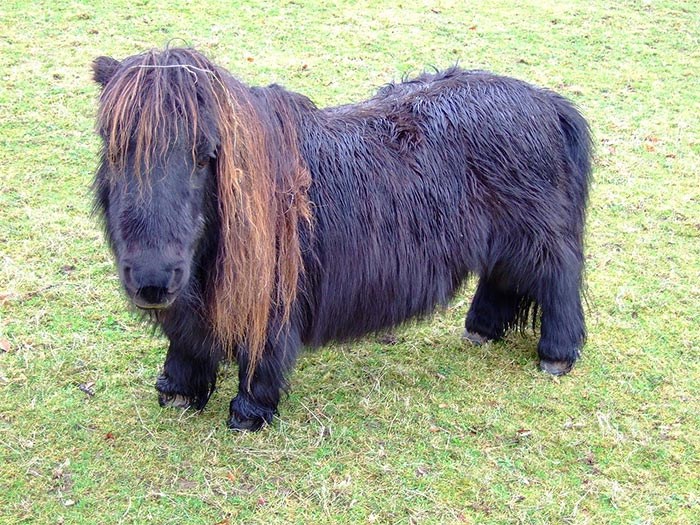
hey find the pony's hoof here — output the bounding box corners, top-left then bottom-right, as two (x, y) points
(377, 331), (398, 345)
(156, 374), (199, 409)
(539, 359), (573, 376)
(228, 395), (274, 432)
(462, 330), (491, 345)
(227, 413), (267, 432)
(158, 392), (193, 409)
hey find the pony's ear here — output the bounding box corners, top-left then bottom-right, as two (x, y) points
(92, 56), (121, 88)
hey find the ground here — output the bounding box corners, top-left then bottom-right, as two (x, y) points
(1, 1), (699, 523)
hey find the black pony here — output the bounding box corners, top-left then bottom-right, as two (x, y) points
(92, 47), (592, 431)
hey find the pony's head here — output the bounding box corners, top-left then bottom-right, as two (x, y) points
(93, 49), (227, 309)
(92, 47), (311, 375)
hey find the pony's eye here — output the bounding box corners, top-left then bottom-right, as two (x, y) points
(196, 157), (209, 169)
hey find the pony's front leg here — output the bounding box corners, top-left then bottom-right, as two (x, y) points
(156, 309), (221, 410)
(228, 326), (301, 431)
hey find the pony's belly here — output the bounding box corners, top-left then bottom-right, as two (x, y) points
(304, 256), (465, 346)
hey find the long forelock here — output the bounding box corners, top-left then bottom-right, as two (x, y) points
(96, 48), (230, 179)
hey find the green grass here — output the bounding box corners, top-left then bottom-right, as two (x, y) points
(1, 0), (699, 523)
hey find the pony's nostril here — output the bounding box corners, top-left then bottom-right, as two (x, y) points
(123, 265), (134, 286)
(168, 266), (187, 291)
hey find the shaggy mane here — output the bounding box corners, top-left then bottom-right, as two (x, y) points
(95, 48), (312, 383)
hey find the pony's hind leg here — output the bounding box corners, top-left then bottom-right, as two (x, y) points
(464, 275), (523, 344)
(228, 325), (301, 432)
(157, 311), (221, 410)
(534, 254), (585, 376)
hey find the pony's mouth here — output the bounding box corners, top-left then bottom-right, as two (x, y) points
(131, 289), (178, 310)
(133, 300), (174, 310)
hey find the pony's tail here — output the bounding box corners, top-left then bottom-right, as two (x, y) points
(552, 94), (594, 208)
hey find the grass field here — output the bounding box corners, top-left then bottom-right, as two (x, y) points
(1, 1), (699, 523)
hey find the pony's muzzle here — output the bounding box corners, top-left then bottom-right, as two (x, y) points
(121, 258), (188, 309)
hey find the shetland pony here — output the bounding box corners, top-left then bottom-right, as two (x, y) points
(92, 47), (592, 430)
